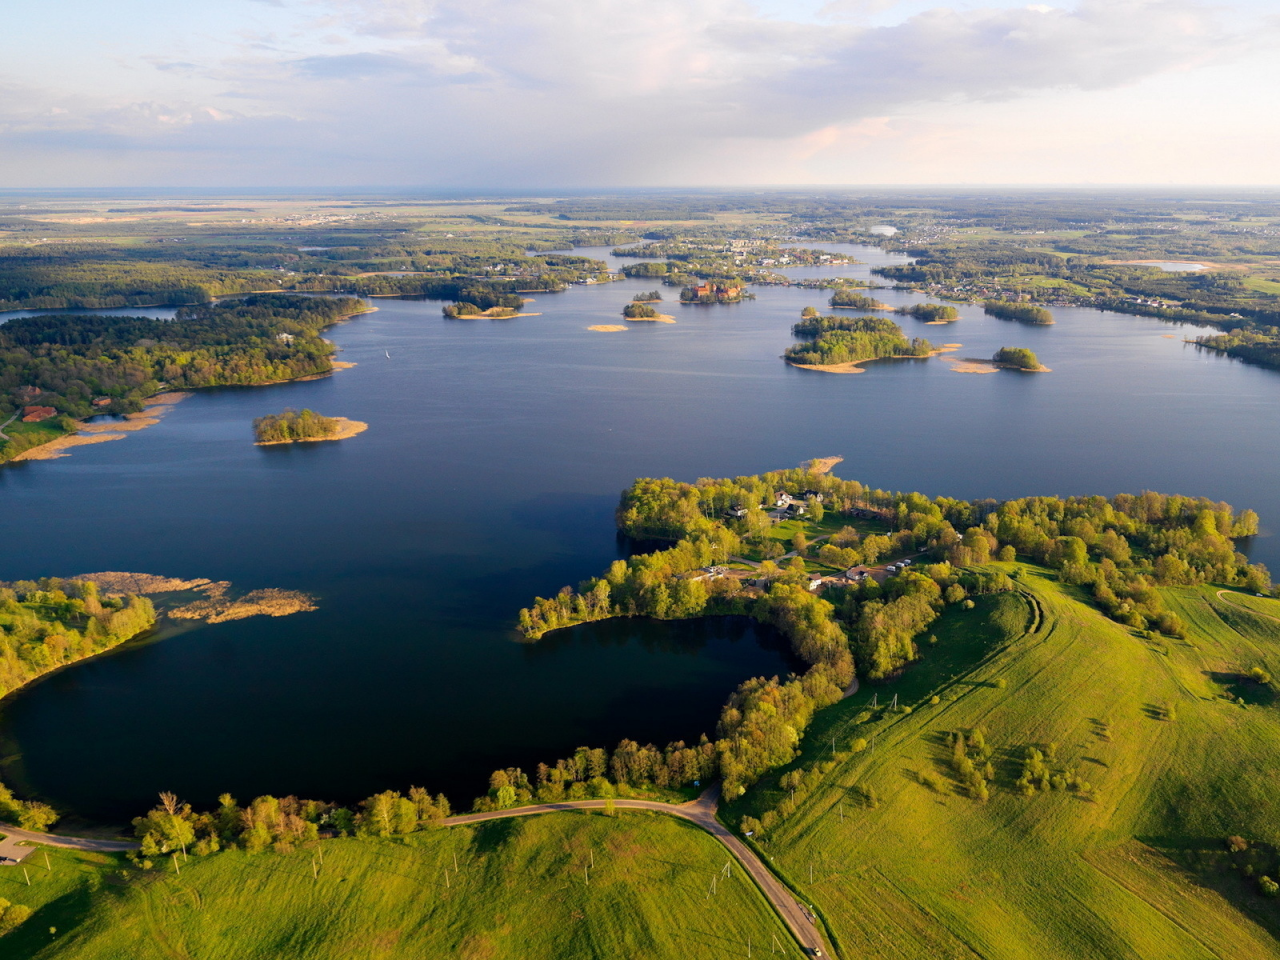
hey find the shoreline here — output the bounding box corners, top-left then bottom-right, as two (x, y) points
(2, 302), (372, 465)
(255, 417), (367, 446)
(787, 343), (961, 374)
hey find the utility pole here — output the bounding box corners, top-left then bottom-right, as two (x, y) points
(23, 867), (30, 886)
(312, 858), (318, 881)
(44, 850), (51, 872)
(172, 854), (180, 875)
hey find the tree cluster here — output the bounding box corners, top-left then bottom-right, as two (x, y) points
(253, 408), (342, 443)
(983, 300), (1054, 324)
(0, 578), (156, 703)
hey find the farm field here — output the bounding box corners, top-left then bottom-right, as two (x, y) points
(742, 570), (1280, 960)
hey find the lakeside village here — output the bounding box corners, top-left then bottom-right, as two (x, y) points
(692, 489), (910, 591)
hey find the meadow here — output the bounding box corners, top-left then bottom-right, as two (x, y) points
(745, 569), (1280, 959)
(3, 811), (792, 960)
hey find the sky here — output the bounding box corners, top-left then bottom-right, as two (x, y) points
(3, 0), (1279, 188)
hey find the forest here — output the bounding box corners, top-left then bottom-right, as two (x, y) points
(0, 294), (364, 446)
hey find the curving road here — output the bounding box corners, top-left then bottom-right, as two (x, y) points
(445, 789), (827, 956)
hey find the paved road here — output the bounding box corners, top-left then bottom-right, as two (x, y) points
(0, 411), (18, 442)
(446, 790), (826, 956)
(0, 822), (138, 863)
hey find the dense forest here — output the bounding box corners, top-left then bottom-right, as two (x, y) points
(785, 313), (932, 367)
(983, 300), (1054, 324)
(0, 294), (365, 459)
(514, 466), (1271, 804)
(253, 408), (342, 444)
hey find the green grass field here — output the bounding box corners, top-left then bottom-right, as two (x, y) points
(740, 570), (1280, 959)
(3, 812), (793, 959)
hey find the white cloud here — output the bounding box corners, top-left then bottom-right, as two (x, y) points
(0, 0), (1272, 185)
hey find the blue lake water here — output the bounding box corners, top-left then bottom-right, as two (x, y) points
(1, 243), (1277, 822)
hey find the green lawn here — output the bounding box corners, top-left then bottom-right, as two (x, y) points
(730, 569), (1280, 960)
(5, 812), (795, 960)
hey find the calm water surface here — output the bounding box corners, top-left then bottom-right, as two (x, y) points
(1, 243), (1277, 821)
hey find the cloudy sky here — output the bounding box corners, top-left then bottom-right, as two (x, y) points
(4, 0), (1278, 187)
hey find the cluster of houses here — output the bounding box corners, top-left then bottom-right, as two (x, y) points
(20, 405), (56, 423)
(724, 490), (826, 523)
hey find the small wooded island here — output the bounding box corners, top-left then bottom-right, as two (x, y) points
(992, 346), (1050, 371)
(253, 408), (368, 445)
(786, 312), (935, 372)
(622, 302), (675, 321)
(984, 300), (1055, 324)
(829, 290), (889, 310)
(899, 303), (958, 322)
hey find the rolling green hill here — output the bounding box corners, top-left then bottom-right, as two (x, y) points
(4, 812), (790, 960)
(739, 568), (1280, 960)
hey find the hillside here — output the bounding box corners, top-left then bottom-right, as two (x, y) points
(739, 568), (1280, 959)
(4, 812), (790, 960)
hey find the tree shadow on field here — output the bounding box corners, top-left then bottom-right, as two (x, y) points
(1204, 670), (1277, 706)
(468, 817), (522, 854)
(1134, 836), (1280, 941)
(0, 883), (98, 959)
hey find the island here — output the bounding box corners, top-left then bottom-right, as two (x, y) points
(632, 290), (663, 303)
(253, 408), (368, 445)
(622, 302), (675, 322)
(785, 313), (936, 372)
(983, 300), (1055, 324)
(829, 290), (889, 310)
(898, 303), (958, 322)
(679, 281), (752, 303)
(992, 346), (1050, 371)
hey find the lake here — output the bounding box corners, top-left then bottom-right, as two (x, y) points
(1, 243), (1277, 822)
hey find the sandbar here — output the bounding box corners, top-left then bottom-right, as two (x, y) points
(626, 314), (675, 323)
(805, 456), (844, 474)
(453, 311), (543, 319)
(588, 325), (628, 332)
(11, 432), (128, 460)
(255, 417), (367, 446)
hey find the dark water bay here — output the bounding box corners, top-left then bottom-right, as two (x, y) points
(2, 243), (1278, 821)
